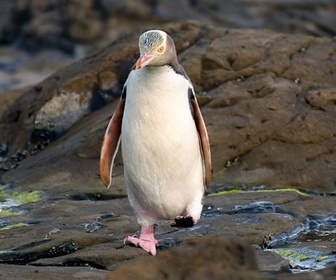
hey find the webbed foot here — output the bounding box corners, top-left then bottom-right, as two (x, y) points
(124, 225), (158, 255)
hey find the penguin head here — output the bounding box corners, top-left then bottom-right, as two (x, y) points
(136, 30), (177, 69)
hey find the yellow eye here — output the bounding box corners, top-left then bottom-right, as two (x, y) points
(157, 46), (164, 53)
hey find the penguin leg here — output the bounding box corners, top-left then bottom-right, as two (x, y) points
(124, 225), (158, 255)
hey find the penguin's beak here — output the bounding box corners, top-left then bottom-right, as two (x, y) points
(136, 54), (156, 69)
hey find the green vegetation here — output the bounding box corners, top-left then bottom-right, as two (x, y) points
(0, 184), (43, 219)
(0, 184), (42, 205)
(209, 187), (308, 197)
(0, 223), (28, 231)
(0, 209), (23, 217)
(317, 255), (329, 262)
(11, 190), (43, 204)
(275, 249), (312, 261)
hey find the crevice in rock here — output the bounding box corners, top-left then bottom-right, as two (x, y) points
(69, 193), (127, 201)
(60, 260), (106, 270)
(0, 240), (78, 265)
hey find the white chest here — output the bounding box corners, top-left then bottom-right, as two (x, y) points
(122, 66), (195, 145)
(120, 66), (203, 219)
(125, 66), (191, 119)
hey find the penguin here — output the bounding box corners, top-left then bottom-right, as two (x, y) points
(100, 30), (211, 255)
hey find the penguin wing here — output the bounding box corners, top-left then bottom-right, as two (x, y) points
(189, 88), (212, 188)
(99, 91), (126, 188)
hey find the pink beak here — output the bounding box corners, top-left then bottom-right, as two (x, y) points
(136, 54), (156, 69)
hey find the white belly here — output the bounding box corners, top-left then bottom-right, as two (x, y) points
(121, 67), (204, 224)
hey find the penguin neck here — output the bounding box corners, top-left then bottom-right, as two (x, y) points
(126, 65), (191, 114)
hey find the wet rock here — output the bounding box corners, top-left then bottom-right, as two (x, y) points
(0, 184), (335, 278)
(256, 249), (290, 274)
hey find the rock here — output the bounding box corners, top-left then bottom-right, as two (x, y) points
(0, 264), (107, 280)
(106, 236), (265, 280)
(106, 236), (336, 279)
(0, 177), (335, 278)
(1, 21), (336, 192)
(0, 0), (334, 55)
(0, 19), (336, 280)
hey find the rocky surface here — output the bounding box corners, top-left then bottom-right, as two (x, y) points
(1, 21), (336, 192)
(0, 183), (335, 279)
(0, 0), (335, 54)
(107, 236), (336, 280)
(0, 0), (335, 92)
(0, 4), (335, 280)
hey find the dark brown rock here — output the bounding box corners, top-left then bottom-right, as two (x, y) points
(2, 21), (336, 192)
(0, 19), (336, 280)
(106, 236), (265, 280)
(0, 0), (334, 53)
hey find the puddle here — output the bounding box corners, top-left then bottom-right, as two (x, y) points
(261, 214), (336, 273)
(83, 213), (118, 233)
(271, 248), (336, 273)
(0, 240), (78, 265)
(205, 188), (336, 274)
(202, 200), (293, 219)
(202, 204), (223, 218)
(262, 214), (336, 249)
(303, 215), (336, 240)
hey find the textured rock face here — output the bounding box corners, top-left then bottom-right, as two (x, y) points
(0, 0), (334, 54)
(1, 21), (336, 192)
(0, 15), (336, 280)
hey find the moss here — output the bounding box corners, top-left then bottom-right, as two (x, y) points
(208, 189), (244, 196)
(258, 188), (308, 196)
(317, 256), (329, 262)
(0, 223), (28, 231)
(0, 185), (43, 220)
(0, 184), (43, 206)
(0, 209), (23, 217)
(12, 190), (43, 205)
(274, 249), (312, 262)
(209, 188), (308, 197)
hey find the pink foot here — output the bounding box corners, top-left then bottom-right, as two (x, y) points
(124, 225), (158, 255)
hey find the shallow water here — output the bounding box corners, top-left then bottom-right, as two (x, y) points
(203, 193), (336, 273)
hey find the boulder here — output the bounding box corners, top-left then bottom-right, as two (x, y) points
(1, 20), (336, 192)
(0, 0), (334, 54)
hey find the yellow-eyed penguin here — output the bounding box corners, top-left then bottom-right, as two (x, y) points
(100, 30), (211, 255)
